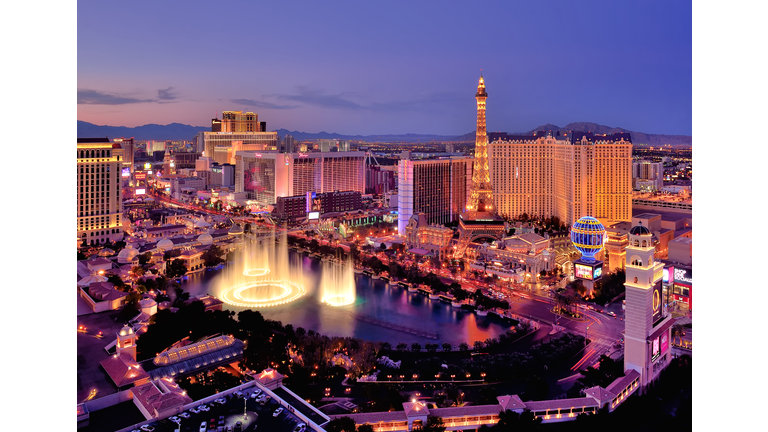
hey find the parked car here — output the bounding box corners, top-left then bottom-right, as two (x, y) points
(273, 408), (284, 417)
(190, 407), (201, 414)
(249, 389), (262, 399)
(234, 391), (244, 399)
(218, 416), (225, 426)
(234, 421), (243, 431)
(213, 398), (227, 405)
(292, 423), (307, 432)
(199, 422), (207, 432)
(169, 416), (180, 424)
(140, 426), (155, 432)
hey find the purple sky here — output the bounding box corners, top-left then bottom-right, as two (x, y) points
(77, 1), (691, 136)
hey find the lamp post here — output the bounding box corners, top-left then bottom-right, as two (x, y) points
(244, 396), (248, 420)
(585, 325), (591, 348)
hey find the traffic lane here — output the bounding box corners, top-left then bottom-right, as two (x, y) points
(507, 296), (624, 342)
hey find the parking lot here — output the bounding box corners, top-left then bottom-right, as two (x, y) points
(137, 391), (313, 432)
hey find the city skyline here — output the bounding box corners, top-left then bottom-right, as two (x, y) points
(77, 1), (692, 136)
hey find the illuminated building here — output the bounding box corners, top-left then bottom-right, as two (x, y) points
(234, 151), (365, 205)
(283, 134), (296, 153)
(404, 213), (455, 260)
(197, 111), (276, 164)
(453, 74), (506, 258)
(488, 131), (633, 227)
(218, 110), (265, 132)
(112, 137), (135, 173)
(632, 160), (664, 191)
(172, 151), (201, 169)
(276, 191), (362, 220)
(623, 222), (673, 390)
(77, 138), (125, 247)
(570, 216), (606, 294)
(366, 164), (396, 195)
(474, 232), (555, 278)
(397, 151), (472, 233)
(317, 139), (350, 152)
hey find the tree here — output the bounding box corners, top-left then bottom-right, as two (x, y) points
(138, 251), (152, 266)
(379, 243), (387, 251)
(441, 343), (452, 352)
(357, 425), (375, 432)
(507, 228), (516, 236)
(473, 340), (484, 350)
(166, 259), (188, 279)
(411, 342), (422, 353)
(326, 416), (356, 432)
(539, 270), (547, 278)
(396, 343), (408, 352)
(380, 342), (392, 352)
(425, 343), (438, 352)
(131, 266), (145, 278)
(413, 416), (446, 432)
(244, 223), (252, 234)
(202, 244), (225, 267)
(458, 342), (469, 352)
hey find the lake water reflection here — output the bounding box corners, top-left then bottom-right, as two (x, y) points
(181, 249), (514, 346)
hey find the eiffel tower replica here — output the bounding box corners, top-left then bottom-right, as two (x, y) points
(453, 73), (506, 259)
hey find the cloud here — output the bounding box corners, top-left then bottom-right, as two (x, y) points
(270, 86), (462, 112)
(157, 87), (177, 101)
(77, 89), (155, 105)
(231, 98), (299, 110)
(78, 87), (180, 105)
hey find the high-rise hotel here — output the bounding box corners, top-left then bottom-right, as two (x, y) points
(196, 111), (278, 164)
(488, 131), (633, 226)
(77, 138), (125, 248)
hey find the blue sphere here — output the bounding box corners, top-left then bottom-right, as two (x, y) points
(570, 216), (606, 262)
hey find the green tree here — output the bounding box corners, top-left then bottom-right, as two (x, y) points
(166, 259), (188, 279)
(411, 342), (422, 353)
(138, 251), (152, 266)
(357, 425), (375, 432)
(413, 416), (446, 432)
(326, 416), (356, 432)
(202, 244), (225, 267)
(379, 243), (387, 251)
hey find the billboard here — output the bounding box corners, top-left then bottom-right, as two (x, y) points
(651, 336), (660, 361)
(121, 167), (130, 177)
(592, 263), (603, 281)
(652, 279), (663, 324)
(306, 191), (321, 213)
(308, 211), (320, 220)
(135, 188), (146, 195)
(144, 162), (152, 170)
(135, 172), (147, 181)
(660, 332), (669, 354)
(673, 267), (692, 286)
(574, 263), (593, 280)
(662, 266), (672, 283)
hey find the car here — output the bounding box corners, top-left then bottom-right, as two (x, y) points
(249, 389), (262, 399)
(140, 427), (155, 432)
(608, 311), (617, 317)
(199, 405), (210, 412)
(234, 421), (243, 431)
(199, 421), (207, 432)
(213, 398), (227, 405)
(292, 423), (307, 432)
(169, 416), (181, 424)
(218, 416), (225, 426)
(273, 408), (284, 417)
(179, 412), (191, 419)
(190, 407), (201, 414)
(234, 391), (244, 399)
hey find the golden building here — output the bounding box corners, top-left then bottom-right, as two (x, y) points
(489, 131), (633, 227)
(77, 138), (125, 248)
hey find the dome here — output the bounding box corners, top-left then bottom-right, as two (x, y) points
(119, 325), (134, 336)
(156, 238), (174, 250)
(117, 245), (140, 263)
(629, 222), (651, 236)
(228, 224), (244, 235)
(542, 249), (550, 256)
(570, 216), (606, 262)
(198, 233), (213, 246)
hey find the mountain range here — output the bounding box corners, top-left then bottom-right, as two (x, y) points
(77, 120), (691, 146)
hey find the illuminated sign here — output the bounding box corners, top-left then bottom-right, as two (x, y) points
(147, 170), (153, 175)
(574, 264), (593, 280)
(652, 280), (663, 324)
(651, 336), (660, 361)
(121, 167), (130, 177)
(135, 188), (146, 195)
(165, 187), (170, 192)
(144, 162), (152, 170)
(593, 266), (602, 280)
(308, 212), (320, 220)
(662, 267), (670, 283)
(674, 268), (692, 284)
(135, 173), (147, 180)
(298, 153), (309, 158)
(660, 332), (669, 354)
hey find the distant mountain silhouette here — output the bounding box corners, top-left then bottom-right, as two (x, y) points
(77, 120), (691, 146)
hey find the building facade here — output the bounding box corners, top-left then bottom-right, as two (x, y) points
(275, 190), (363, 220)
(404, 213), (455, 260)
(77, 138), (125, 247)
(623, 223), (674, 390)
(113, 137), (135, 174)
(488, 131), (633, 227)
(632, 160), (664, 191)
(397, 152), (472, 233)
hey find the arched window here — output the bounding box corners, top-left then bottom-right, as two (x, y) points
(634, 277), (638, 283)
(641, 240), (647, 247)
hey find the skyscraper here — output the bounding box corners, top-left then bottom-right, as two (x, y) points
(453, 74), (506, 258)
(397, 152), (472, 233)
(112, 137), (135, 173)
(283, 134), (296, 153)
(77, 138), (124, 248)
(488, 131), (633, 226)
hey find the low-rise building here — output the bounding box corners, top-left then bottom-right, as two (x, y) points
(404, 213), (454, 260)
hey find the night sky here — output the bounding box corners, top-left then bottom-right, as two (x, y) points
(77, 1), (691, 136)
